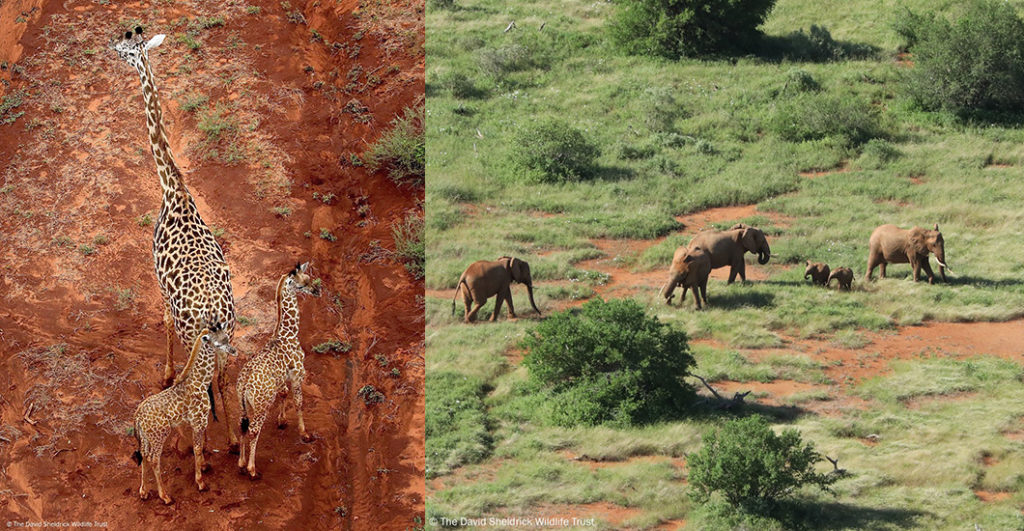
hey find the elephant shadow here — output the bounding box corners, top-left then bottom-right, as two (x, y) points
(707, 289), (776, 309)
(767, 499), (927, 530)
(945, 274), (1024, 288)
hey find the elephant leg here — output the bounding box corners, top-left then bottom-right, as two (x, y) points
(732, 258), (746, 283)
(692, 285), (702, 310)
(920, 260), (935, 285)
(679, 286), (688, 307)
(490, 293), (504, 321)
(700, 280), (708, 305)
(466, 298), (485, 323)
(462, 292), (473, 322)
(879, 262), (887, 279)
(866, 255), (876, 281)
(505, 288), (517, 319)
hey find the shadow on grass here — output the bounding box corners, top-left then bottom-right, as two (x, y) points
(758, 28), (880, 63)
(770, 499), (927, 530)
(708, 289), (775, 309)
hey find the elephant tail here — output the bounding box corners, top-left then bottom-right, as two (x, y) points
(452, 274), (468, 316)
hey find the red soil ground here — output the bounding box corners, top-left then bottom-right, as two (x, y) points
(0, 1), (423, 528)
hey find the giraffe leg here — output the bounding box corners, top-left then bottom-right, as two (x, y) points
(216, 366), (239, 453)
(139, 457), (150, 500)
(155, 453), (173, 505)
(246, 414), (266, 479)
(292, 380), (311, 442)
(162, 305), (175, 388)
(277, 390), (289, 428)
(192, 427), (207, 491)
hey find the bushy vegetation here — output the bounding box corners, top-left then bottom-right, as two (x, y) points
(896, 0), (1024, 113)
(689, 415), (839, 510)
(392, 210), (424, 279)
(610, 0), (778, 58)
(366, 104), (425, 186)
(770, 92), (883, 146)
(520, 298), (696, 427)
(509, 119), (599, 183)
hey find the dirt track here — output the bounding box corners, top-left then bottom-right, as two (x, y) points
(0, 0), (423, 528)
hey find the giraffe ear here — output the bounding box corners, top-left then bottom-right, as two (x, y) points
(144, 34), (166, 51)
(299, 262), (310, 273)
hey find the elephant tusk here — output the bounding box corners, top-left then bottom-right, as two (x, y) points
(936, 260), (952, 271)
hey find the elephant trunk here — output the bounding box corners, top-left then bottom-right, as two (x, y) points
(527, 283), (541, 315)
(757, 247), (771, 265)
(935, 250), (951, 272)
(661, 276), (679, 303)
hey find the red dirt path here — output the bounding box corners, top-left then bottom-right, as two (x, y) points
(0, 1), (423, 528)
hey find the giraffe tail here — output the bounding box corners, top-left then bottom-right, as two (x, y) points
(240, 395), (250, 434)
(208, 383), (218, 422)
(131, 421), (142, 466)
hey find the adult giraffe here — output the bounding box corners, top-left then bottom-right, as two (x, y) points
(113, 27), (238, 450)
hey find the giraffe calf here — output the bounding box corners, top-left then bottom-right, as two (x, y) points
(132, 323), (235, 504)
(238, 262), (321, 479)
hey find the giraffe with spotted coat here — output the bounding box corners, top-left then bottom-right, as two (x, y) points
(112, 27), (239, 450)
(131, 322), (236, 504)
(237, 262), (321, 478)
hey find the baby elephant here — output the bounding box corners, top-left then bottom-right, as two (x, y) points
(804, 261), (831, 286)
(661, 246), (711, 309)
(828, 267), (854, 290)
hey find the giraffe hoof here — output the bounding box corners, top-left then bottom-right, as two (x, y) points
(201, 463), (212, 473)
(196, 481), (207, 492)
(228, 443), (240, 455)
(161, 495), (174, 505)
(248, 470), (262, 481)
(162, 377), (174, 389)
(139, 491), (150, 501)
(301, 433), (314, 443)
(277, 421), (288, 430)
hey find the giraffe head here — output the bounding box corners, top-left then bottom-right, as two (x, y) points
(111, 26), (166, 71)
(201, 321), (237, 357)
(287, 262), (322, 297)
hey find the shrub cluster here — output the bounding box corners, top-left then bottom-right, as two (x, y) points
(521, 298), (696, 427)
(425, 372), (492, 478)
(610, 0), (777, 59)
(365, 105), (425, 186)
(509, 119), (600, 183)
(689, 415), (839, 511)
(895, 0), (1024, 113)
(769, 93), (883, 146)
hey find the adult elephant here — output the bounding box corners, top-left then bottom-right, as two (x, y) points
(866, 224), (949, 284)
(686, 223), (771, 283)
(452, 256), (541, 322)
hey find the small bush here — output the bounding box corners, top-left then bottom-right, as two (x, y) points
(610, 0), (777, 59)
(509, 119), (600, 183)
(435, 70), (482, 99)
(392, 211), (424, 279)
(640, 86), (687, 133)
(365, 105), (424, 186)
(689, 416), (839, 511)
(770, 93), (883, 146)
(897, 0), (1024, 113)
(476, 41), (548, 79)
(782, 69), (820, 94)
(856, 139), (901, 169)
(521, 298), (696, 427)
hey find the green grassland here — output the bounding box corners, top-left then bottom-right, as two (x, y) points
(426, 0), (1024, 528)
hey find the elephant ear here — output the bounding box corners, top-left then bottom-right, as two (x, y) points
(508, 256), (522, 280)
(909, 227), (928, 255)
(933, 223), (940, 231)
(732, 227), (748, 243)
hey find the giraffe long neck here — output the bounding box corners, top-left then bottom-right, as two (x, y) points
(133, 52), (186, 202)
(176, 333), (217, 390)
(274, 275), (301, 345)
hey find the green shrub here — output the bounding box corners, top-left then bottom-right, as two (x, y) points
(509, 119), (600, 183)
(770, 93), (882, 146)
(897, 0), (1024, 112)
(781, 69), (820, 94)
(521, 298), (696, 427)
(689, 416), (839, 511)
(856, 138), (901, 169)
(435, 70), (482, 99)
(610, 0), (777, 59)
(426, 372), (492, 478)
(366, 105), (425, 186)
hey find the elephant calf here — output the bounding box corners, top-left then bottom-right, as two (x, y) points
(866, 224), (949, 284)
(452, 256), (540, 323)
(661, 246), (711, 310)
(828, 267), (854, 290)
(804, 261), (830, 286)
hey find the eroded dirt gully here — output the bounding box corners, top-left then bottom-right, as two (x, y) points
(0, 0), (423, 528)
